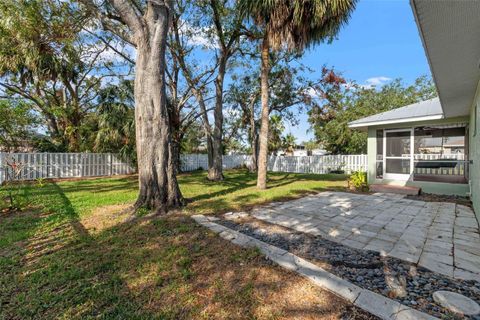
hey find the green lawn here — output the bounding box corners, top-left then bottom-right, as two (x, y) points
(0, 170), (352, 319)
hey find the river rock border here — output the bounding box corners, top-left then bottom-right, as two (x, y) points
(192, 214), (438, 320)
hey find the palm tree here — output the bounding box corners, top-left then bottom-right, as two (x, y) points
(94, 81), (136, 165)
(282, 133), (297, 155)
(240, 0), (357, 189)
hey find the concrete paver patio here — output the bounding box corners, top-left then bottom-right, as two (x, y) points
(250, 191), (480, 281)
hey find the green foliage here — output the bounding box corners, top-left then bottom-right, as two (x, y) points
(181, 121), (206, 154)
(239, 0), (357, 52)
(268, 114), (285, 154)
(308, 68), (437, 154)
(0, 100), (39, 151)
(0, 0), (120, 152)
(303, 140), (320, 151)
(94, 80), (136, 164)
(348, 170), (368, 191)
(282, 133), (296, 153)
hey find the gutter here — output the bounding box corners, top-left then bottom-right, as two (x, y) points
(348, 114), (444, 129)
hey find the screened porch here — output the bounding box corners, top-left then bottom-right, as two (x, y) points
(375, 123), (469, 184)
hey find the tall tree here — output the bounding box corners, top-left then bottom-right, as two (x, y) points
(0, 0), (120, 152)
(226, 54), (312, 170)
(240, 0), (357, 189)
(80, 0), (183, 213)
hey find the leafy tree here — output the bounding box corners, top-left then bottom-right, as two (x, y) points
(181, 121), (206, 155)
(0, 0), (121, 152)
(169, 0), (244, 181)
(80, 0), (183, 213)
(303, 140), (320, 152)
(94, 80), (136, 165)
(268, 115), (285, 155)
(308, 70), (437, 154)
(226, 54), (314, 170)
(240, 0), (357, 189)
(0, 100), (39, 152)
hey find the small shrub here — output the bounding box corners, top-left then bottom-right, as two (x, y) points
(2, 157), (30, 211)
(348, 170), (368, 192)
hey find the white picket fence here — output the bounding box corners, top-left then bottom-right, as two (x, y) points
(180, 154), (367, 174)
(0, 153), (367, 184)
(0, 152), (135, 184)
(268, 154), (367, 174)
(180, 154), (252, 172)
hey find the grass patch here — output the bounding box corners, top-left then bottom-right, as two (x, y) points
(0, 170), (361, 319)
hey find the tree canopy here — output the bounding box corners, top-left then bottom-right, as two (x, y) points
(308, 68), (437, 154)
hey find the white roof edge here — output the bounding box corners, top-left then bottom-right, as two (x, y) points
(349, 114), (444, 129)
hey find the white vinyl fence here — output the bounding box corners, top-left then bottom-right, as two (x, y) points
(180, 154), (252, 172)
(268, 155), (367, 174)
(180, 154), (367, 174)
(0, 153), (367, 184)
(0, 152), (135, 184)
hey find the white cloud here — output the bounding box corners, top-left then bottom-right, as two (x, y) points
(179, 20), (218, 49)
(361, 76), (392, 89)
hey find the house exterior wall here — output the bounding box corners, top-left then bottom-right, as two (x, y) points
(366, 116), (470, 197)
(470, 82), (480, 217)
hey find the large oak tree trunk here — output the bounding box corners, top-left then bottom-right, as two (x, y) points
(133, 2), (183, 213)
(207, 55), (227, 181)
(257, 36), (270, 189)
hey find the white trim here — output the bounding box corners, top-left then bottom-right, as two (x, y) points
(410, 0), (447, 116)
(349, 114), (444, 128)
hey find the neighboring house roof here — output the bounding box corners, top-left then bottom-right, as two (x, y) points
(411, 0), (480, 118)
(348, 98), (443, 129)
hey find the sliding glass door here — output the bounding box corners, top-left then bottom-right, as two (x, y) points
(383, 129), (413, 180)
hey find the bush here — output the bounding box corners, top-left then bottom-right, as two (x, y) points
(348, 170), (368, 192)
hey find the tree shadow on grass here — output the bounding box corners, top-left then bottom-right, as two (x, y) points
(1, 176), (361, 319)
(0, 182), (161, 319)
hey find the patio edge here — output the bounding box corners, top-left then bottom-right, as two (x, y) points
(192, 214), (439, 320)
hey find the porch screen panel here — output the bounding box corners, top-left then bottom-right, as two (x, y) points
(413, 126), (467, 183)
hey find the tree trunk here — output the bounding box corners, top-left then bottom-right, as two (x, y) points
(257, 36), (270, 189)
(192, 88), (214, 171)
(250, 100), (258, 172)
(133, 2), (183, 213)
(207, 55), (226, 181)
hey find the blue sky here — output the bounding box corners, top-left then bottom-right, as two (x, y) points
(287, 0), (432, 142)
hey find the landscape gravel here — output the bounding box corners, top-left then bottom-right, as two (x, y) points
(217, 216), (480, 319)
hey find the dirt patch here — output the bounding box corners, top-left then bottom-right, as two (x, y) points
(80, 204), (133, 234)
(407, 193), (472, 208)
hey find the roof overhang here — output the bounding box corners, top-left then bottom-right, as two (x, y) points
(411, 0), (480, 118)
(349, 114), (443, 129)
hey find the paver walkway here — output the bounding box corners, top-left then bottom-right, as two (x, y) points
(250, 191), (480, 281)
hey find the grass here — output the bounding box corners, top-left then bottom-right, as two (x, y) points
(0, 169), (360, 319)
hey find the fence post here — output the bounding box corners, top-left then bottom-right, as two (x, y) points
(109, 153), (113, 176)
(0, 152), (4, 185)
